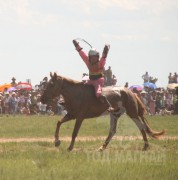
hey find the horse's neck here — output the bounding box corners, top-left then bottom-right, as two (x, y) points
(60, 79), (81, 102)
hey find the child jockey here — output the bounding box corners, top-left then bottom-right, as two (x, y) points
(73, 39), (115, 112)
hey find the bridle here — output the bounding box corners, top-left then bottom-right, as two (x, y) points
(58, 76), (64, 92)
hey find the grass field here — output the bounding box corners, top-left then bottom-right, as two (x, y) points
(0, 114), (178, 180)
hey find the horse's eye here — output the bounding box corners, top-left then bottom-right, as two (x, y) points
(50, 82), (54, 87)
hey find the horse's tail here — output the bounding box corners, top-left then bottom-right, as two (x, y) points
(134, 93), (147, 116)
(140, 116), (166, 139)
(134, 93), (166, 139)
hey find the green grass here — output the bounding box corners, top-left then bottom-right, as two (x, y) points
(0, 115), (178, 180)
(0, 140), (178, 180)
(0, 114), (178, 138)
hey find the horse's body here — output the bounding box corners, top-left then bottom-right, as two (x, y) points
(41, 73), (165, 151)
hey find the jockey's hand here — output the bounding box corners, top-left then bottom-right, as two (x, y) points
(102, 44), (110, 58)
(73, 40), (79, 48)
(73, 40), (83, 52)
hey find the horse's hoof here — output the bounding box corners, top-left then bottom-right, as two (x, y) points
(98, 146), (105, 152)
(67, 147), (73, 152)
(142, 144), (149, 151)
(55, 140), (61, 147)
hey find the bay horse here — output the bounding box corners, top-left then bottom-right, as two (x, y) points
(41, 72), (165, 151)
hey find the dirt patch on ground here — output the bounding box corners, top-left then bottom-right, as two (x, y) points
(0, 136), (177, 143)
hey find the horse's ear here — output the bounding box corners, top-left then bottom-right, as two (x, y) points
(54, 72), (57, 79)
(50, 72), (53, 78)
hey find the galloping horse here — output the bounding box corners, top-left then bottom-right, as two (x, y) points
(41, 72), (165, 151)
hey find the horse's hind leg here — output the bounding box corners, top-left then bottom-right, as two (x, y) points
(131, 117), (149, 151)
(55, 113), (74, 147)
(98, 111), (122, 151)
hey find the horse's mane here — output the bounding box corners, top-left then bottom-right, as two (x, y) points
(57, 75), (79, 83)
(58, 75), (91, 88)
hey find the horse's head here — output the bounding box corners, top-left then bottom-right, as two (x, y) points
(40, 72), (63, 104)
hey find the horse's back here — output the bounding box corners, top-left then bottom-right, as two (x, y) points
(102, 86), (126, 94)
(81, 84), (130, 102)
(80, 83), (135, 105)
(101, 86), (129, 100)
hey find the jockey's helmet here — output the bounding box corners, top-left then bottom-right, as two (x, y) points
(88, 48), (99, 57)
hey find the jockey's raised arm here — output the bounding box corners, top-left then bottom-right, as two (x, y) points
(73, 40), (108, 69)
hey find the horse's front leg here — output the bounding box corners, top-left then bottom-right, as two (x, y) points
(55, 113), (74, 147)
(67, 118), (84, 151)
(98, 112), (121, 151)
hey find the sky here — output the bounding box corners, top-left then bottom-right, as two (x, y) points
(0, 0), (178, 88)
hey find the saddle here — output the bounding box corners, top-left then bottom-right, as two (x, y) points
(101, 86), (124, 103)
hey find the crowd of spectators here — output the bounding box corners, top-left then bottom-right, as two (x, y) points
(0, 90), (66, 117)
(0, 77), (66, 117)
(133, 87), (178, 116)
(130, 71), (178, 115)
(1, 71), (178, 117)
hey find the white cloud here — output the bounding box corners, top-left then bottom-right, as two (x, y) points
(160, 33), (178, 42)
(97, 0), (141, 10)
(101, 33), (146, 41)
(160, 36), (172, 42)
(1, 0), (177, 26)
(97, 0), (178, 13)
(0, 0), (58, 25)
(61, 0), (178, 15)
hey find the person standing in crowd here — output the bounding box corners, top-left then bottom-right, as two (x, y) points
(46, 105), (54, 116)
(155, 92), (162, 113)
(124, 82), (129, 88)
(105, 66), (112, 86)
(11, 77), (17, 87)
(174, 87), (178, 114)
(29, 93), (38, 115)
(56, 96), (66, 116)
(41, 77), (48, 89)
(142, 72), (150, 83)
(166, 90), (174, 110)
(168, 72), (174, 84)
(40, 103), (47, 115)
(149, 91), (156, 115)
(0, 94), (3, 116)
(36, 94), (42, 114)
(111, 74), (117, 86)
(3, 92), (10, 116)
(8, 92), (18, 115)
(173, 72), (178, 83)
(140, 91), (148, 112)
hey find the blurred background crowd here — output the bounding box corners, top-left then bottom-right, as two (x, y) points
(0, 70), (178, 116)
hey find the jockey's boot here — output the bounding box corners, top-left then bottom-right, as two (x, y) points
(99, 95), (115, 112)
